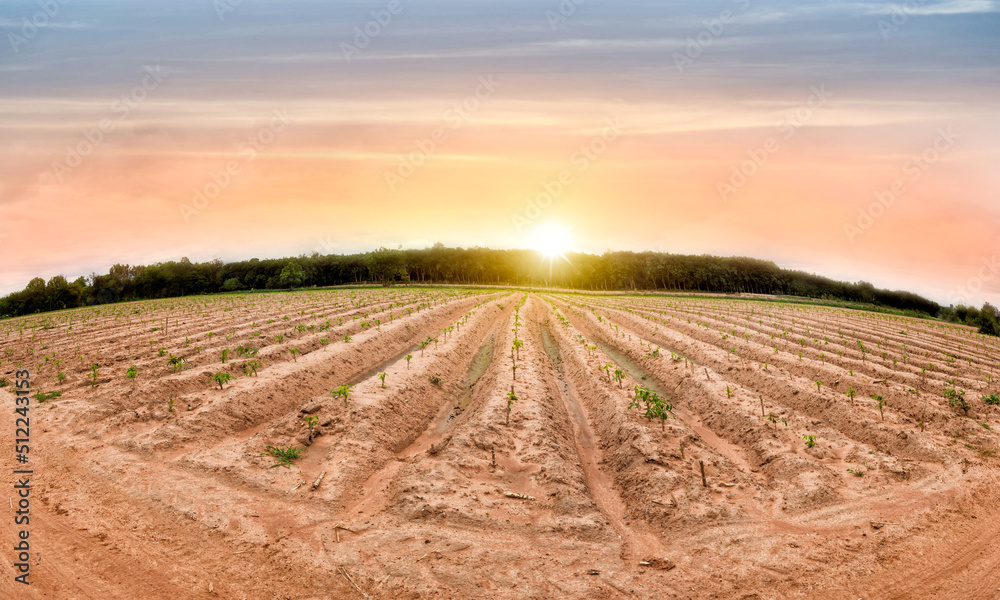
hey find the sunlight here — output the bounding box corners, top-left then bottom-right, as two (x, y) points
(530, 222), (573, 259)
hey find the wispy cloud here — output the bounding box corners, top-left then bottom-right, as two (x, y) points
(869, 0), (1000, 15)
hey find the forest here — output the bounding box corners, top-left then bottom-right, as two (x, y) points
(0, 244), (959, 323)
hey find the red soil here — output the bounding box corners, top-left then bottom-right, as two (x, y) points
(2, 289), (999, 599)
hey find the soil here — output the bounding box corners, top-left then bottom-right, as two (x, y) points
(1, 289), (999, 599)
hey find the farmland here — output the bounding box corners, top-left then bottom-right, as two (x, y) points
(2, 287), (1000, 599)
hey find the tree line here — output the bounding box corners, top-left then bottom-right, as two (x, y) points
(0, 244), (952, 323)
(939, 303), (1000, 336)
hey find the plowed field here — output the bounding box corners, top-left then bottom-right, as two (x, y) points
(2, 289), (999, 599)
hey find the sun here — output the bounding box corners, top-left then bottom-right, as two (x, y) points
(531, 222), (574, 259)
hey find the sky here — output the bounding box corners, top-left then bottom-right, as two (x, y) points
(0, 0), (998, 306)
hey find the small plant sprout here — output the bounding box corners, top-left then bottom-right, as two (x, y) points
(429, 375), (442, 386)
(629, 385), (674, 431)
(244, 360), (261, 376)
(984, 393), (1000, 406)
(506, 387), (519, 425)
(289, 347), (300, 362)
(303, 415), (319, 441)
(874, 394), (886, 420)
(262, 446), (303, 469)
(512, 363), (519, 381)
(220, 349), (230, 362)
(56, 372), (67, 384)
(378, 373), (388, 388)
(405, 354), (413, 369)
(213, 372), (232, 390)
(765, 413), (786, 430)
(847, 467), (864, 477)
(168, 398), (175, 412)
(847, 386), (856, 405)
(815, 381), (823, 393)
(613, 369), (626, 389)
(803, 434), (817, 448)
(333, 384), (353, 406)
(342, 335), (353, 343)
(725, 386), (734, 399)
(89, 363), (99, 385)
(944, 388), (969, 414)
(601, 364), (613, 382)
(126, 365), (138, 380)
(759, 395), (765, 416)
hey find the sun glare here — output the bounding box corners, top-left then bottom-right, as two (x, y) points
(531, 222), (573, 259)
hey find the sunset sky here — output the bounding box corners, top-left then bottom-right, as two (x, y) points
(1, 0), (998, 306)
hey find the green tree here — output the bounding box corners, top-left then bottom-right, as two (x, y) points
(279, 261), (306, 289)
(366, 246), (408, 285)
(977, 303), (1000, 337)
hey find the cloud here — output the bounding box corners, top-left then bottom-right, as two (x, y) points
(870, 0), (1000, 15)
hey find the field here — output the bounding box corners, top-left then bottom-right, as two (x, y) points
(2, 288), (1000, 599)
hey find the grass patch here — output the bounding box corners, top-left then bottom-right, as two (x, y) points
(261, 446), (303, 468)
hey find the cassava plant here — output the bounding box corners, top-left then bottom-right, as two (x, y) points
(303, 415), (319, 441)
(613, 369), (625, 389)
(333, 384), (353, 406)
(506, 387), (519, 425)
(213, 372), (232, 390)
